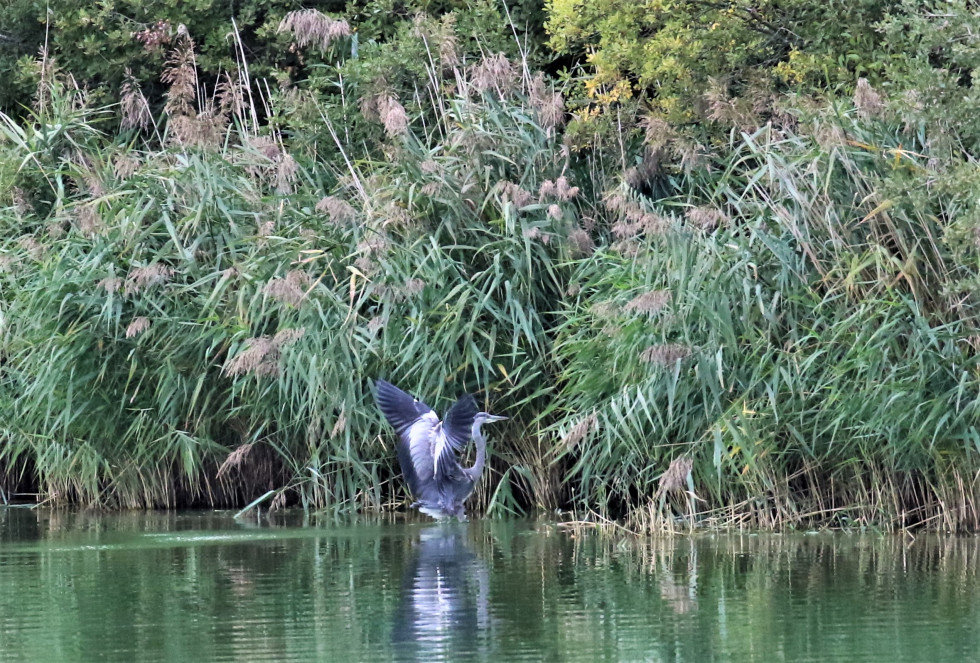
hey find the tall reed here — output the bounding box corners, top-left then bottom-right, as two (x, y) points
(549, 115), (980, 531)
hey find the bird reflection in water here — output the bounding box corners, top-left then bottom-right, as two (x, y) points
(391, 523), (491, 661)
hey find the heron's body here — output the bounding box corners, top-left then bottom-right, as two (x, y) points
(374, 379), (505, 519)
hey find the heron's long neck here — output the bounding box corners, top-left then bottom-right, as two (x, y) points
(466, 425), (487, 480)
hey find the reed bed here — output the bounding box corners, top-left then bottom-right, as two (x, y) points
(2, 18), (979, 531)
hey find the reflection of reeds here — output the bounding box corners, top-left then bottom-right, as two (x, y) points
(4, 514), (977, 663)
(658, 572), (697, 615)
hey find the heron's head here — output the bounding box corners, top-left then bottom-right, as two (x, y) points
(475, 412), (507, 426)
(472, 412), (507, 436)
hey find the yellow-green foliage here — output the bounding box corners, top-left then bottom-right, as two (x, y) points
(546, 0), (896, 121)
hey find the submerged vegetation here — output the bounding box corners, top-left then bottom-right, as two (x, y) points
(2, 1), (980, 531)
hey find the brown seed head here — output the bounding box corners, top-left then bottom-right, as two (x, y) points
(657, 456), (693, 495)
(125, 263), (175, 296)
(278, 9), (351, 52)
(264, 270), (311, 307)
(273, 327), (306, 346)
(133, 20), (172, 53)
(523, 226), (543, 241)
(270, 491), (287, 511)
(316, 196), (357, 224)
(330, 411), (348, 439)
(642, 116), (678, 151)
(591, 301), (619, 318)
(161, 32), (197, 120)
(605, 192), (669, 240)
(686, 206), (726, 232)
(249, 135), (281, 160)
(125, 316), (151, 338)
(529, 72), (564, 131)
(439, 30), (459, 68)
(568, 228), (595, 256)
(18, 237), (43, 259)
(496, 181), (533, 209)
(470, 53), (516, 98)
(223, 337), (279, 377)
(420, 159), (440, 175)
(555, 176), (579, 201)
(640, 343), (691, 366)
(75, 204), (101, 235)
(276, 153), (299, 194)
(377, 95), (409, 138)
(114, 155), (141, 179)
(216, 442), (255, 479)
(402, 278), (426, 297)
(624, 290), (671, 315)
(561, 413), (598, 451)
(46, 221), (65, 239)
(120, 71), (151, 131)
(99, 276), (123, 293)
(538, 180), (557, 201)
(854, 78), (884, 118)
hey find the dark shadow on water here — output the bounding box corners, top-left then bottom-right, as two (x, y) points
(391, 522), (489, 662)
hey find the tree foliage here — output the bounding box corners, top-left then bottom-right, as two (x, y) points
(546, 0), (898, 122)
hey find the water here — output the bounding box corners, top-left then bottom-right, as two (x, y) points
(1, 509), (978, 662)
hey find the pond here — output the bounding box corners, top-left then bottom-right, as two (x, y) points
(0, 509), (977, 661)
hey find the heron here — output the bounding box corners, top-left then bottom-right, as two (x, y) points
(374, 379), (506, 519)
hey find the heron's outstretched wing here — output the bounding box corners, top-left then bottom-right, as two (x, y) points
(375, 379), (440, 501)
(374, 379), (432, 434)
(433, 394), (478, 477)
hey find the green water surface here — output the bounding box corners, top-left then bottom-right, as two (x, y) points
(0, 509), (977, 661)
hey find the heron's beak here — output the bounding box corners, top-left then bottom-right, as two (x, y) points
(485, 414), (508, 422)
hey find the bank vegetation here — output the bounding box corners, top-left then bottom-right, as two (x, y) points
(2, 1), (980, 532)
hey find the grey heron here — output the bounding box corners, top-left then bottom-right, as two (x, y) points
(374, 379), (506, 519)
